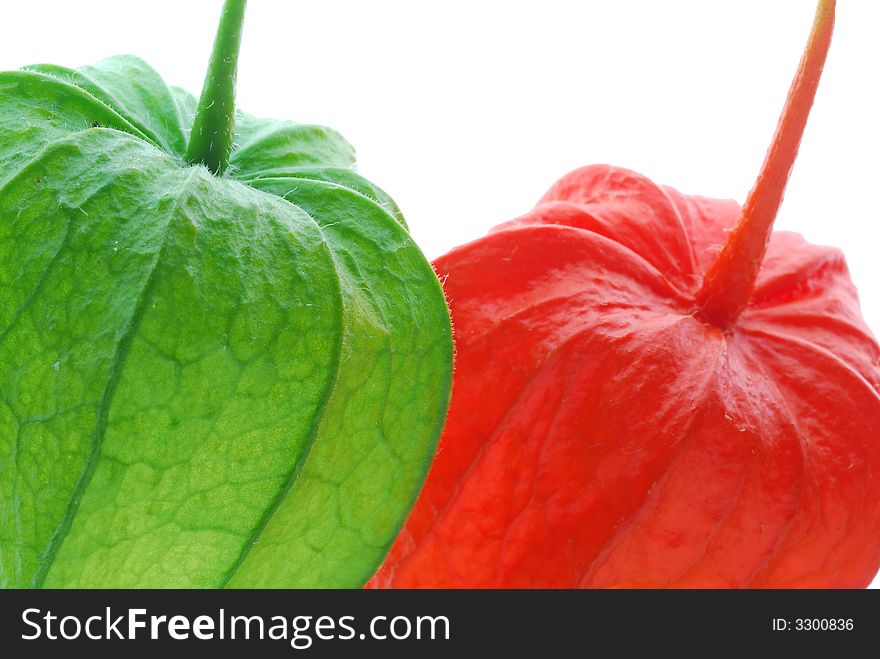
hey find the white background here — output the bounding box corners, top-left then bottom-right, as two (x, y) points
(3, 1), (879, 588)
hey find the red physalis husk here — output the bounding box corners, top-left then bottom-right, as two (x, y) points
(371, 0), (880, 588)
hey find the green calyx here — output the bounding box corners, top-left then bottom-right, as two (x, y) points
(0, 3), (452, 588)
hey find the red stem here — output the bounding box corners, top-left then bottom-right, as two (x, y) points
(696, 0), (836, 326)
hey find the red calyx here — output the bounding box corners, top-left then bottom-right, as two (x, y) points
(371, 0), (880, 588)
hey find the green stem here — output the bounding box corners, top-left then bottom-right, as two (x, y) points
(185, 0), (248, 175)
